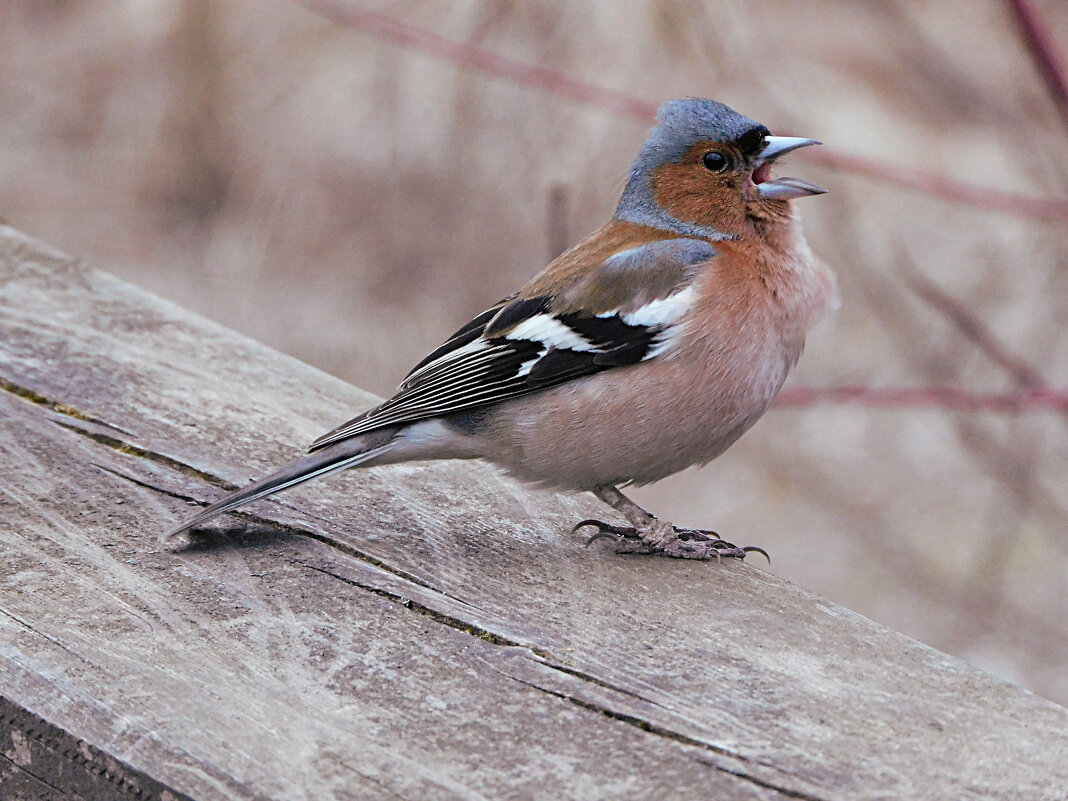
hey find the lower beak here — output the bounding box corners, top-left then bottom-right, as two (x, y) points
(753, 136), (827, 200)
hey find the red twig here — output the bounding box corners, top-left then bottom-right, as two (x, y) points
(298, 0), (659, 120)
(295, 0), (1068, 221)
(1006, 0), (1068, 131)
(776, 385), (1068, 412)
(806, 149), (1068, 222)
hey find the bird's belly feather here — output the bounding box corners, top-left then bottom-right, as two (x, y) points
(475, 330), (797, 489)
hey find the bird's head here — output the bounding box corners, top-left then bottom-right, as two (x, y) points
(616, 98), (826, 240)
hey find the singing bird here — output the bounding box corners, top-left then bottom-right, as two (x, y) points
(164, 98), (836, 560)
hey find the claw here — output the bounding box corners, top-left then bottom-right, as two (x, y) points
(575, 519), (640, 548)
(703, 539), (770, 563)
(585, 530), (621, 547)
(572, 518), (607, 536)
(740, 545), (771, 564)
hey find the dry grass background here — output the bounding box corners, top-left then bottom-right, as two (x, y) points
(3, 0), (1067, 705)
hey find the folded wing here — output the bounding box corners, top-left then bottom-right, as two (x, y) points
(309, 238), (717, 452)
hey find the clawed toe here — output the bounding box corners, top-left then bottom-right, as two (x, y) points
(580, 487), (770, 563)
(691, 541), (770, 563)
(574, 519), (641, 547)
(577, 519), (769, 563)
(739, 544), (770, 563)
(673, 527), (717, 543)
(657, 536), (760, 562)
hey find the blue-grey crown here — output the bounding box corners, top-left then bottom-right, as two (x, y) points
(615, 99), (765, 240)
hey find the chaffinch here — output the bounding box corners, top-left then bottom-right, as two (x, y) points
(165, 98), (836, 560)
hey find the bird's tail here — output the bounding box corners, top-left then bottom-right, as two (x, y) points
(162, 425), (402, 546)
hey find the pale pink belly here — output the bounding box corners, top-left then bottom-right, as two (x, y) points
(477, 343), (793, 489)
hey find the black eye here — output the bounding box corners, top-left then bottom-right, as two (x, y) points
(701, 151), (729, 172)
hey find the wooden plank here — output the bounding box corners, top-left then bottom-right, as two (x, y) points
(0, 696), (196, 801)
(1, 223), (1066, 801)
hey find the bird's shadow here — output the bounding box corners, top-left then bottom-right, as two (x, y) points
(168, 523), (292, 554)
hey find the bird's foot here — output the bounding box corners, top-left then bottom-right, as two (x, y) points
(574, 519), (769, 563)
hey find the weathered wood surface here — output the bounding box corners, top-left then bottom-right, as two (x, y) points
(0, 222), (1065, 801)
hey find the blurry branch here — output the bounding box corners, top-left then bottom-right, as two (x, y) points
(898, 257), (1068, 428)
(823, 210), (1068, 539)
(547, 184), (570, 260)
(296, 0), (657, 119)
(1006, 0), (1068, 131)
(900, 266), (1046, 390)
(293, 0), (1068, 222)
(154, 0), (230, 223)
(804, 149), (1068, 222)
(775, 385), (1068, 412)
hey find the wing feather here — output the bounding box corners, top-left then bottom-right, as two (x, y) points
(309, 238), (716, 452)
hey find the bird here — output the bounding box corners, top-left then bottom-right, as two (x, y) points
(163, 98), (836, 561)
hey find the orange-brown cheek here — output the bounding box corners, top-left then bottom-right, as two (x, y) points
(651, 162), (746, 235)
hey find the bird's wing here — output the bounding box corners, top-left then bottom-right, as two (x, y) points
(308, 238), (717, 451)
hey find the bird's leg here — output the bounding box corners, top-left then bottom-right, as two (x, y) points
(575, 485), (768, 562)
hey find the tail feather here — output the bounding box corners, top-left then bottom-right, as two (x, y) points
(162, 427), (400, 545)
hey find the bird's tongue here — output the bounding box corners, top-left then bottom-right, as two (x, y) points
(752, 162), (771, 185)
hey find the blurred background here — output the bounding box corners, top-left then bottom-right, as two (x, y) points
(2, 0), (1067, 705)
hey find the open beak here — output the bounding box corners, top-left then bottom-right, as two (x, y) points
(752, 136), (827, 200)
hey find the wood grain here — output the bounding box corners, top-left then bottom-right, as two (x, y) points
(1, 224), (1066, 800)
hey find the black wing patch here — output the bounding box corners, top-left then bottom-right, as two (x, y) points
(309, 239), (711, 452)
(404, 298), (510, 379)
(483, 296), (552, 339)
(524, 310), (661, 387)
(309, 304), (670, 451)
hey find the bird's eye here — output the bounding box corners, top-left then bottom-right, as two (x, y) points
(701, 151), (729, 172)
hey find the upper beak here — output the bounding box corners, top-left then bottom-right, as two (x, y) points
(753, 136), (827, 200)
